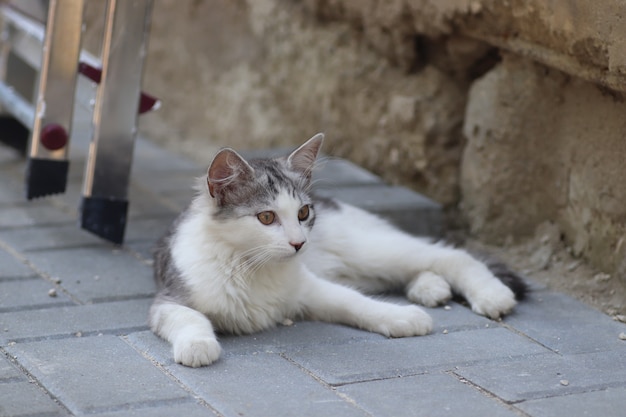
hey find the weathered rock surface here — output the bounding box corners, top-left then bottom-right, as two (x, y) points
(461, 53), (626, 284)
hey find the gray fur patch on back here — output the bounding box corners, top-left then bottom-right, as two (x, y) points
(153, 211), (191, 303)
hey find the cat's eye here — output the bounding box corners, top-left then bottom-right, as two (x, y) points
(257, 211), (276, 225)
(298, 205), (310, 221)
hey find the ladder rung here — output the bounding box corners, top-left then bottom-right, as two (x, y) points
(0, 82), (34, 128)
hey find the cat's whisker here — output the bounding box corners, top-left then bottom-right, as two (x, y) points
(219, 244), (284, 285)
(237, 245), (284, 276)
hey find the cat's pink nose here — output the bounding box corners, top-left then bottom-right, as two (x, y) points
(290, 241), (305, 252)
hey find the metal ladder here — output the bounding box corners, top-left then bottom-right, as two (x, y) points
(0, 0), (157, 244)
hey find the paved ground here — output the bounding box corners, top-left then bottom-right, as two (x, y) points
(1, 129), (625, 417)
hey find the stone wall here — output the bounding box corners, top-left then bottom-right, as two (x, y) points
(91, 1), (625, 284)
(461, 53), (626, 282)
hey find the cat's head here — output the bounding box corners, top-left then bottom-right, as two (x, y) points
(204, 133), (324, 260)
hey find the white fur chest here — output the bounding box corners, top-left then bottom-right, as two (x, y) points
(171, 212), (304, 334)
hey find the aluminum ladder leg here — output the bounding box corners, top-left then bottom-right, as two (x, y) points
(80, 0), (154, 244)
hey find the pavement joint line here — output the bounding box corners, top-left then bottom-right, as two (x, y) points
(0, 274), (40, 282)
(81, 397), (206, 416)
(86, 292), (155, 305)
(448, 370), (532, 417)
(0, 301), (75, 314)
(120, 334), (225, 417)
(88, 293), (155, 304)
(9, 179), (79, 216)
(0, 219), (76, 230)
(0, 376), (22, 384)
(0, 237), (84, 305)
(277, 352), (376, 417)
(506, 381), (626, 405)
(325, 369), (434, 388)
(6, 326), (151, 345)
(123, 244), (155, 266)
(499, 320), (563, 355)
(0, 346), (73, 416)
(21, 242), (110, 253)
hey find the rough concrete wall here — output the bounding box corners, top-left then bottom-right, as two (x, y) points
(309, 0), (626, 91)
(134, 0), (494, 205)
(461, 53), (626, 285)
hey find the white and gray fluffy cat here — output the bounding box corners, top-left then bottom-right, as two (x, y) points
(149, 134), (526, 367)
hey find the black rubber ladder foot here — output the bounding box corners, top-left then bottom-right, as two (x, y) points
(25, 158), (69, 199)
(80, 196), (128, 245)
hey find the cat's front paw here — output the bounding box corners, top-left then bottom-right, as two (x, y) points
(469, 281), (516, 319)
(173, 335), (222, 367)
(406, 272), (452, 307)
(374, 305), (433, 337)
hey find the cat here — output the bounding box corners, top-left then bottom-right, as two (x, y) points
(149, 133), (526, 367)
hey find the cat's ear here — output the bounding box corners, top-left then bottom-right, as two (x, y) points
(207, 148), (254, 199)
(287, 133), (324, 180)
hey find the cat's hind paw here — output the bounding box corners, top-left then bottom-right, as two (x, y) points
(406, 271), (452, 307)
(469, 281), (517, 320)
(374, 305), (433, 337)
(173, 335), (222, 367)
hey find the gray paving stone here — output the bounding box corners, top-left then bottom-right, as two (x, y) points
(48, 185), (83, 215)
(124, 240), (156, 263)
(0, 144), (22, 163)
(0, 224), (107, 252)
(284, 327), (551, 385)
(0, 278), (72, 312)
(0, 177), (25, 205)
(166, 352), (368, 417)
(6, 335), (192, 415)
(0, 299), (151, 343)
(158, 189), (196, 211)
(125, 331), (174, 365)
(315, 185), (443, 236)
(503, 290), (626, 354)
(339, 372), (519, 417)
(427, 302), (496, 332)
(454, 349), (626, 402)
(221, 321), (384, 353)
(221, 301), (494, 354)
(0, 248), (34, 279)
(123, 215), (176, 243)
(127, 185), (181, 218)
(26, 247), (155, 303)
(0, 380), (69, 417)
(0, 202), (76, 229)
(0, 355), (24, 382)
(90, 401), (215, 417)
(516, 387), (626, 417)
(131, 170), (201, 194)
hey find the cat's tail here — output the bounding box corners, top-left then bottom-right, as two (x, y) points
(484, 259), (529, 301)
